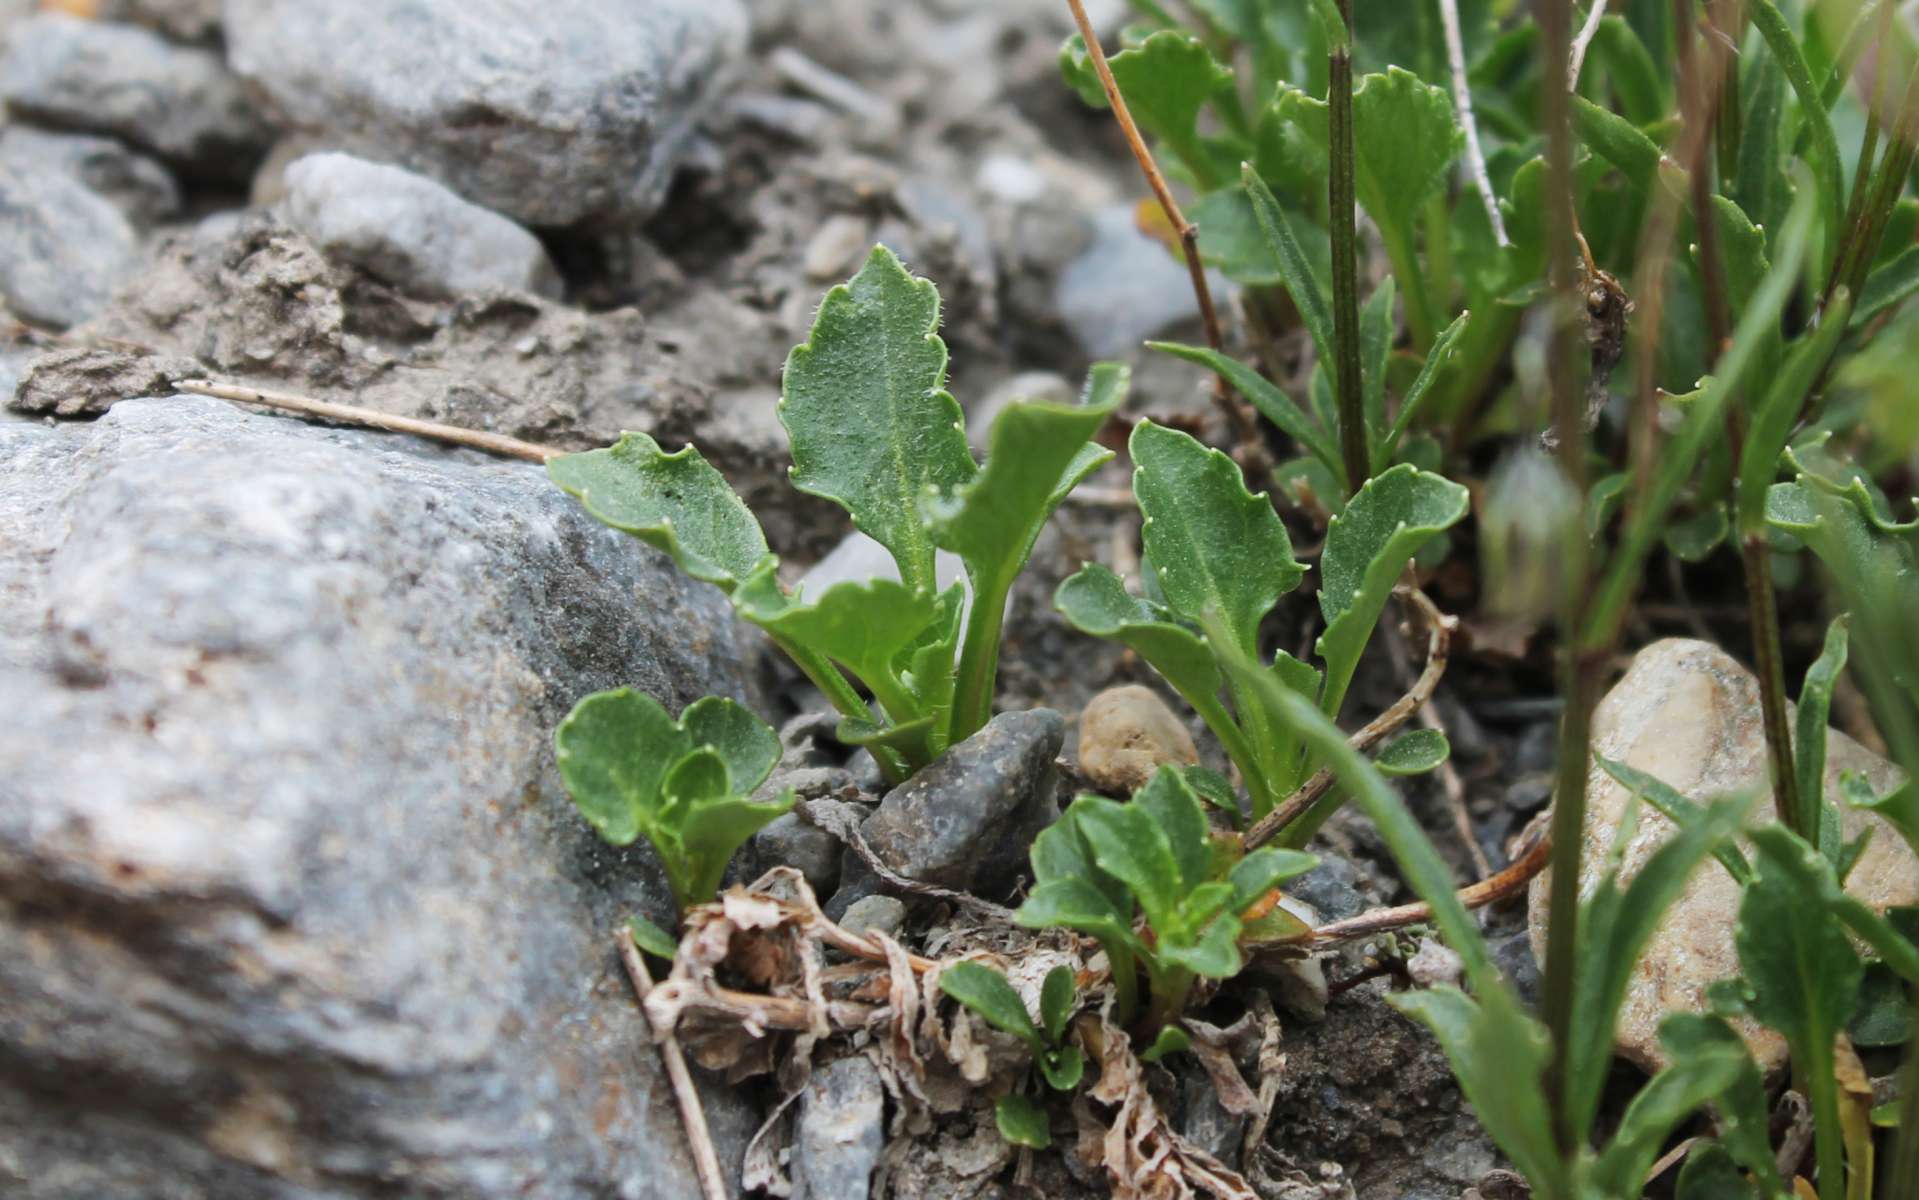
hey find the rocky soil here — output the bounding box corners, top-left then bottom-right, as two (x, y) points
(2, 3), (1903, 1199)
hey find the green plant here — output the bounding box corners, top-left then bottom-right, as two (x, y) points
(939, 961), (1085, 1149)
(1055, 418), (1463, 832)
(555, 690), (792, 917)
(1013, 765), (1317, 1030)
(548, 246), (1125, 785)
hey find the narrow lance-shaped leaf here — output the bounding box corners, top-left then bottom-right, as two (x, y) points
(1746, 0), (1844, 263)
(1243, 166), (1337, 377)
(548, 432), (773, 592)
(940, 961), (1043, 1050)
(1149, 340), (1341, 479)
(1376, 309), (1470, 471)
(1596, 756), (1755, 885)
(1737, 288), (1853, 532)
(1587, 1014), (1767, 1197)
(780, 245), (977, 596)
(1315, 465), (1469, 720)
(926, 363), (1125, 741)
(1795, 617), (1851, 862)
(1359, 276), (1396, 450)
(1857, 246), (1919, 325)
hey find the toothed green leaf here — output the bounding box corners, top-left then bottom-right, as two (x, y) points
(1060, 31), (1235, 187)
(1373, 728), (1450, 776)
(680, 695), (782, 796)
(548, 432), (773, 592)
(780, 245), (977, 596)
(555, 688), (690, 847)
(940, 961), (1043, 1049)
(1737, 826), (1863, 1076)
(1132, 419), (1304, 658)
(1315, 465), (1468, 717)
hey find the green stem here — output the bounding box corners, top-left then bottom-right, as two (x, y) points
(1104, 939), (1140, 1025)
(773, 635), (910, 784)
(1743, 534), (1803, 832)
(949, 574), (1009, 745)
(1381, 220), (1440, 351)
(1329, 0), (1369, 496)
(1804, 1034), (1846, 1200)
(1142, 963), (1195, 1035)
(1891, 1007), (1919, 1196)
(1187, 688), (1276, 819)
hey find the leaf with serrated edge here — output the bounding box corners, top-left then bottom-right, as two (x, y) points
(1062, 31), (1233, 187)
(1132, 420), (1304, 656)
(1374, 728), (1450, 777)
(555, 689), (692, 847)
(927, 363), (1124, 740)
(780, 245), (977, 595)
(549, 432), (772, 592)
(1315, 465), (1468, 717)
(940, 961), (1042, 1048)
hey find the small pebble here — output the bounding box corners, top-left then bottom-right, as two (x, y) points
(1077, 685), (1198, 795)
(838, 895), (906, 940)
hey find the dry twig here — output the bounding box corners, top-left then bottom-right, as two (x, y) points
(617, 931), (729, 1200)
(174, 378), (559, 462)
(1439, 0), (1510, 246)
(1061, 0), (1267, 471)
(1243, 587), (1458, 851)
(1568, 0), (1611, 90)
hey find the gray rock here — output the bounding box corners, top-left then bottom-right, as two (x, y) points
(93, 0), (224, 43)
(0, 156), (140, 329)
(224, 0), (750, 228)
(858, 708), (1064, 897)
(10, 347), (205, 417)
(1285, 852), (1372, 924)
(1488, 928), (1540, 1009)
(837, 895), (906, 940)
(0, 125), (180, 229)
(280, 153), (563, 300)
(1055, 204), (1228, 360)
(0, 14), (271, 181)
(751, 810), (841, 896)
(793, 1055), (886, 1200)
(0, 397), (762, 1197)
(1528, 638), (1915, 1073)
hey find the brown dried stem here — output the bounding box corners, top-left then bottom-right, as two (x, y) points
(617, 932), (730, 1200)
(1242, 587), (1457, 851)
(1061, 0), (1266, 470)
(175, 378), (559, 462)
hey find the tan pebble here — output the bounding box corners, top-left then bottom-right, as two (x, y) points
(1078, 684), (1198, 794)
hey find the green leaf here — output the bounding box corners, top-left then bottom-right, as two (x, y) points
(1314, 465), (1469, 718)
(1224, 846), (1319, 913)
(1567, 796), (1755, 1151)
(1131, 766), (1214, 895)
(1158, 914), (1244, 977)
(1572, 94), (1663, 191)
(1795, 618), (1851, 860)
(1373, 728), (1450, 776)
(549, 432), (772, 592)
(738, 577), (943, 729)
(1274, 69), (1461, 343)
(927, 363), (1125, 739)
(1077, 796), (1184, 935)
(1664, 506), (1730, 562)
(1028, 798), (1134, 921)
(1595, 756), (1755, 885)
(1132, 420), (1304, 653)
(1243, 166), (1337, 377)
(1039, 1044), (1085, 1091)
(1138, 1025), (1191, 1063)
(780, 245), (977, 595)
(1746, 0), (1843, 262)
(940, 961), (1043, 1050)
(1858, 246), (1919, 325)
(1733, 52), (1787, 236)
(1747, 824), (1919, 989)
(1847, 775), (1919, 863)
(1376, 309), (1470, 470)
(1062, 31), (1234, 187)
(1588, 1013), (1762, 1196)
(1850, 963), (1913, 1048)
(680, 695), (782, 796)
(1591, 15), (1666, 126)
(1148, 341), (1340, 478)
(629, 914), (679, 961)
(1389, 987), (1567, 1195)
(1360, 276), (1396, 449)
(555, 689), (791, 910)
(555, 688), (691, 847)
(1040, 965), (1077, 1045)
(1675, 1143), (1759, 1200)
(994, 1094), (1052, 1149)
(1738, 289), (1854, 532)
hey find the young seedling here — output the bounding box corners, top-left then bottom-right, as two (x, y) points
(939, 960), (1084, 1149)
(1055, 418), (1465, 835)
(548, 246), (1126, 784)
(1014, 765), (1317, 1030)
(555, 690), (793, 918)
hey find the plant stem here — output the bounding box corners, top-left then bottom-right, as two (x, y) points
(1745, 533), (1802, 827)
(950, 578), (1010, 744)
(1536, 0), (1594, 1160)
(1805, 1034), (1846, 1200)
(1328, 0), (1369, 495)
(774, 635), (911, 783)
(1105, 939), (1140, 1025)
(1061, 0), (1267, 467)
